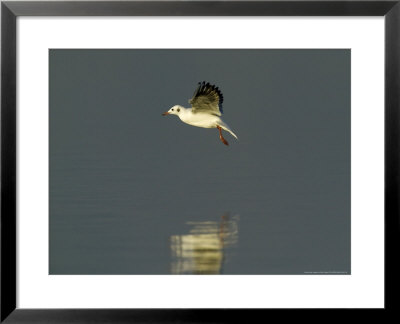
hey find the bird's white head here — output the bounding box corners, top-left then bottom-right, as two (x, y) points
(162, 105), (184, 116)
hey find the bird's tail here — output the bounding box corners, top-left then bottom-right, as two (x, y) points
(218, 121), (238, 140)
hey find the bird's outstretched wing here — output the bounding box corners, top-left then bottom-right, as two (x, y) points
(189, 81), (223, 116)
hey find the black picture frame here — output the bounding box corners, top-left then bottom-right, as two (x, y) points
(1, 0), (399, 322)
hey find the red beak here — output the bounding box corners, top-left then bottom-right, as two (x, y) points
(162, 112), (170, 116)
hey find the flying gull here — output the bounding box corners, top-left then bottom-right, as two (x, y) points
(162, 82), (238, 146)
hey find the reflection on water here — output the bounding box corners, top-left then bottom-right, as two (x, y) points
(170, 214), (239, 274)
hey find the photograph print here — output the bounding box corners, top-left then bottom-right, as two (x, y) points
(49, 49), (350, 275)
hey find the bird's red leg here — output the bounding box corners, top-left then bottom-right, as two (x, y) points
(217, 126), (229, 146)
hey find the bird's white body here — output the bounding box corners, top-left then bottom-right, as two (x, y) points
(168, 105), (238, 139)
(179, 108), (219, 128)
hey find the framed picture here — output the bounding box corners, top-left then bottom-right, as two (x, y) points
(1, 0), (398, 322)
